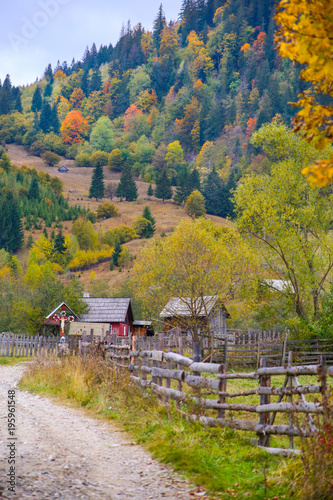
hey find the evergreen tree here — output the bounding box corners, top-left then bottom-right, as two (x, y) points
(142, 206), (156, 235)
(189, 168), (201, 193)
(0, 75), (14, 114)
(116, 164), (138, 201)
(223, 171), (237, 219)
(39, 101), (53, 133)
(89, 164), (105, 200)
(51, 103), (60, 133)
(89, 67), (102, 93)
(44, 81), (53, 98)
(0, 193), (24, 253)
(203, 168), (225, 216)
(112, 240), (122, 266)
(147, 183), (153, 197)
(153, 4), (166, 53)
(54, 230), (66, 254)
(81, 68), (90, 96)
(31, 86), (43, 112)
(29, 177), (40, 200)
(174, 165), (192, 204)
(155, 169), (172, 202)
(12, 87), (22, 113)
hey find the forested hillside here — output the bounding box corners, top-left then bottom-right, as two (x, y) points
(0, 0), (300, 219)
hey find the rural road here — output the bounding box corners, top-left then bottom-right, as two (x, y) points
(0, 364), (195, 499)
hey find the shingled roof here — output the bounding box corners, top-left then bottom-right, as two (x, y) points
(79, 298), (133, 323)
(160, 296), (219, 318)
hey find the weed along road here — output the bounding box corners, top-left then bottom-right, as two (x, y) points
(0, 364), (193, 499)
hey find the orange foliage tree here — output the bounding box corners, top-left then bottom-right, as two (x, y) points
(124, 104), (143, 131)
(69, 87), (85, 110)
(60, 110), (89, 145)
(246, 117), (257, 139)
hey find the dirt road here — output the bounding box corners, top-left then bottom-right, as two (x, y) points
(0, 364), (194, 499)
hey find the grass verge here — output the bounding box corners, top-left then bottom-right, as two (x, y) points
(20, 356), (295, 499)
(0, 356), (32, 365)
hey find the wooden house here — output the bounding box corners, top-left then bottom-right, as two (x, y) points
(160, 295), (229, 338)
(68, 297), (134, 337)
(132, 320), (154, 337)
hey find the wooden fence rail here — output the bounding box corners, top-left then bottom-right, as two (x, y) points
(107, 342), (332, 455)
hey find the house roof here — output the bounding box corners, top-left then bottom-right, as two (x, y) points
(58, 166), (69, 172)
(45, 302), (79, 320)
(263, 279), (294, 292)
(79, 298), (133, 323)
(133, 320), (152, 326)
(160, 296), (220, 318)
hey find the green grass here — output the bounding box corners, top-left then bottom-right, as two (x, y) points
(19, 356), (296, 499)
(0, 356), (32, 365)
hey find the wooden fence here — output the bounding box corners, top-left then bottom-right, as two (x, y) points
(107, 340), (333, 455)
(0, 333), (61, 357)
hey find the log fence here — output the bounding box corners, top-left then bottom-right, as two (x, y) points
(107, 341), (332, 455)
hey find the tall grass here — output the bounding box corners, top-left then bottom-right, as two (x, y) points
(20, 356), (292, 499)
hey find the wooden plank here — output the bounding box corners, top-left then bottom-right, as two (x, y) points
(195, 399), (257, 412)
(217, 372), (258, 379)
(191, 415), (257, 432)
(258, 385), (321, 396)
(163, 352), (192, 366)
(151, 383), (186, 401)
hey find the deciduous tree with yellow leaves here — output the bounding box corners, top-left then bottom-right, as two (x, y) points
(275, 0), (333, 186)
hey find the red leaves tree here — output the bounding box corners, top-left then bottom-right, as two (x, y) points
(60, 110), (89, 145)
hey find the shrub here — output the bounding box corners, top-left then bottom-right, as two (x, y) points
(30, 140), (47, 157)
(75, 152), (91, 167)
(103, 225), (137, 247)
(91, 150), (109, 167)
(41, 150), (61, 166)
(86, 210), (97, 223)
(96, 202), (119, 220)
(132, 216), (153, 238)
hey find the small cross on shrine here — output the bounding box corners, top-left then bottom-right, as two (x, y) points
(45, 302), (78, 338)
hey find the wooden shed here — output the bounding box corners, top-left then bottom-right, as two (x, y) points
(132, 320), (154, 337)
(160, 295), (229, 338)
(69, 297), (134, 337)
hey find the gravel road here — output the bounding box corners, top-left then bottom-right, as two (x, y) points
(0, 364), (196, 500)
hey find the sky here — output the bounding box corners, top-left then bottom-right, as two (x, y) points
(0, 0), (182, 87)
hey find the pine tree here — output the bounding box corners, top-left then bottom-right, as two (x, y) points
(153, 4), (166, 53)
(51, 103), (60, 133)
(0, 193), (24, 252)
(54, 230), (66, 254)
(0, 75), (14, 114)
(31, 86), (43, 112)
(189, 168), (201, 193)
(89, 67), (102, 93)
(29, 177), (40, 200)
(112, 241), (122, 266)
(147, 183), (153, 197)
(89, 164), (105, 200)
(174, 165), (191, 204)
(223, 171), (237, 219)
(203, 168), (225, 216)
(142, 206), (156, 236)
(39, 101), (53, 133)
(155, 170), (172, 201)
(116, 164), (138, 201)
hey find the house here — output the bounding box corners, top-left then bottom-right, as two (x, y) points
(160, 295), (229, 338)
(68, 297), (134, 337)
(58, 165), (69, 172)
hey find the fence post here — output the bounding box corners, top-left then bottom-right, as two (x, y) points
(258, 357), (271, 447)
(287, 351), (294, 449)
(223, 336), (228, 365)
(218, 363), (227, 419)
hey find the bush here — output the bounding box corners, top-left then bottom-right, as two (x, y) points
(103, 225), (137, 247)
(96, 202), (119, 220)
(75, 152), (91, 167)
(86, 211), (97, 223)
(41, 150), (61, 166)
(132, 216), (153, 238)
(30, 140), (47, 157)
(91, 150), (109, 167)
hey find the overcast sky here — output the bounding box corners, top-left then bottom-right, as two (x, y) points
(0, 0), (181, 87)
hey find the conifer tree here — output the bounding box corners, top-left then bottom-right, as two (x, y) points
(174, 165), (191, 204)
(31, 86), (43, 112)
(116, 164), (138, 201)
(153, 4), (166, 53)
(203, 168), (225, 216)
(39, 101), (53, 133)
(142, 206), (156, 235)
(54, 230), (66, 254)
(0, 193), (24, 252)
(189, 168), (201, 193)
(29, 177), (40, 200)
(0, 75), (14, 114)
(147, 183), (153, 197)
(112, 240), (122, 266)
(89, 164), (105, 200)
(155, 169), (172, 202)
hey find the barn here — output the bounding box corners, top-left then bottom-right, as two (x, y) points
(68, 297), (134, 337)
